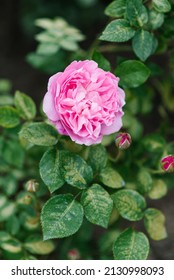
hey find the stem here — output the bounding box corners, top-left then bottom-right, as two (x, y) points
(98, 44), (132, 53)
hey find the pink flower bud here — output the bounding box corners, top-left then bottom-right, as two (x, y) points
(161, 155), (174, 173)
(67, 249), (80, 260)
(115, 132), (132, 150)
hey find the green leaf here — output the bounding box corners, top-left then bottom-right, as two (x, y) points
(142, 134), (166, 153)
(24, 235), (55, 255)
(81, 184), (113, 228)
(2, 139), (25, 168)
(0, 196), (16, 222)
(6, 216), (20, 236)
(148, 179), (167, 200)
(99, 19), (135, 42)
(132, 30), (155, 61)
(19, 122), (58, 146)
(39, 148), (65, 193)
(126, 0), (148, 27)
(116, 60), (151, 88)
(144, 208), (167, 240)
(0, 106), (20, 128)
(87, 144), (107, 173)
(149, 9), (164, 29)
(37, 43), (60, 56)
(41, 194), (84, 240)
(112, 189), (146, 221)
(59, 39), (79, 51)
(92, 50), (111, 71)
(100, 166), (125, 189)
(1, 238), (22, 254)
(60, 151), (93, 189)
(113, 228), (149, 260)
(105, 0), (126, 18)
(14, 91), (36, 120)
(137, 169), (153, 194)
(152, 0), (171, 13)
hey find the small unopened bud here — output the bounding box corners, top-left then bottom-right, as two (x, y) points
(161, 155), (174, 173)
(25, 179), (39, 193)
(115, 132), (132, 150)
(67, 249), (80, 260)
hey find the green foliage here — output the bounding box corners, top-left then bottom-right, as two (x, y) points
(41, 194), (84, 240)
(14, 91), (36, 120)
(113, 228), (149, 260)
(39, 148), (65, 193)
(19, 122), (58, 146)
(112, 189), (146, 221)
(116, 60), (151, 88)
(100, 19), (135, 42)
(144, 208), (167, 240)
(152, 0), (171, 13)
(0, 106), (20, 128)
(24, 235), (55, 255)
(81, 184), (113, 228)
(87, 144), (107, 173)
(99, 166), (125, 189)
(105, 0), (126, 18)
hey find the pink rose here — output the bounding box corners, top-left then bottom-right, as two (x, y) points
(43, 60), (125, 145)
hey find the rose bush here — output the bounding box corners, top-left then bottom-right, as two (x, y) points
(43, 60), (125, 145)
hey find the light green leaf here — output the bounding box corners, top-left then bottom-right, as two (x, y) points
(14, 91), (36, 120)
(116, 60), (151, 88)
(59, 39), (79, 51)
(112, 189), (146, 221)
(105, 0), (126, 18)
(39, 148), (65, 193)
(60, 151), (93, 189)
(0, 196), (16, 222)
(24, 235), (55, 255)
(81, 184), (113, 228)
(148, 179), (167, 200)
(0, 106), (20, 128)
(92, 51), (111, 71)
(19, 122), (58, 146)
(99, 19), (135, 42)
(100, 166), (125, 189)
(113, 228), (149, 260)
(41, 194), (84, 240)
(152, 0), (171, 13)
(87, 144), (108, 173)
(137, 169), (153, 194)
(149, 9), (164, 29)
(36, 43), (60, 56)
(1, 239), (22, 254)
(126, 0), (148, 27)
(132, 30), (155, 61)
(144, 208), (167, 240)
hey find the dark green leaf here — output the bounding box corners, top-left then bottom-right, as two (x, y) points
(2, 139), (25, 168)
(81, 184), (113, 228)
(112, 189), (146, 221)
(100, 166), (125, 189)
(132, 30), (155, 61)
(105, 0), (126, 18)
(113, 228), (149, 259)
(0, 106), (20, 128)
(41, 194), (84, 239)
(60, 151), (93, 189)
(39, 148), (65, 193)
(14, 91), (36, 120)
(19, 122), (58, 146)
(92, 51), (111, 71)
(87, 144), (107, 173)
(126, 0), (148, 27)
(152, 0), (171, 13)
(100, 19), (135, 42)
(116, 60), (151, 88)
(144, 208), (167, 240)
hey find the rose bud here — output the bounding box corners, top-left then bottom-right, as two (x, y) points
(161, 155), (174, 173)
(25, 179), (39, 193)
(67, 249), (80, 260)
(115, 132), (132, 150)
(43, 60), (125, 146)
